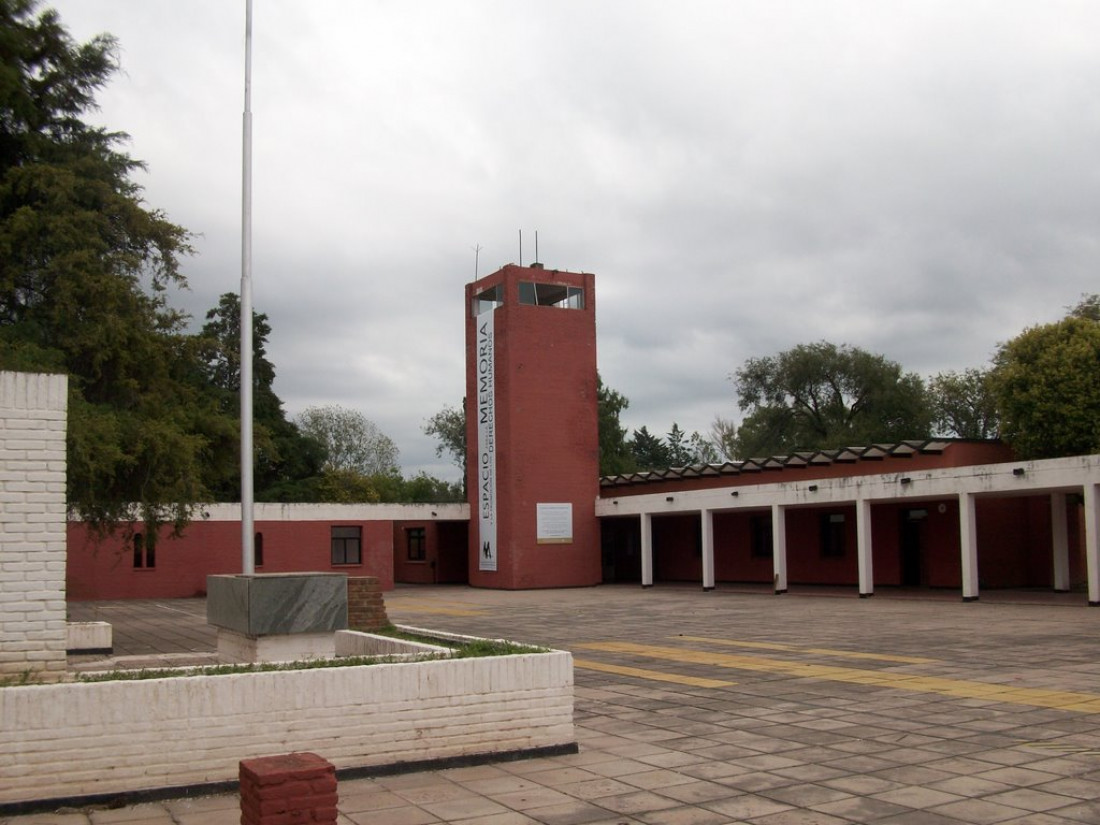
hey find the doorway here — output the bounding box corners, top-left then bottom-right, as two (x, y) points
(900, 508), (928, 586)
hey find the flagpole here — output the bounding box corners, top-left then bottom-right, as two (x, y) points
(240, 0), (255, 574)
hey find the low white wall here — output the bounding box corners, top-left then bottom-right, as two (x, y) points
(65, 622), (112, 652)
(0, 650), (574, 808)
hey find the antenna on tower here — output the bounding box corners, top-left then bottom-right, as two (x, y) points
(518, 229), (522, 266)
(472, 244), (482, 279)
(534, 230), (539, 265)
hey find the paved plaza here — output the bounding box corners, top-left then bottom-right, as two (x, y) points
(8, 584), (1100, 824)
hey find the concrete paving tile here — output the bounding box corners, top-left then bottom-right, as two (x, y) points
(814, 795), (912, 821)
(583, 759), (660, 779)
(1, 816), (92, 825)
(1035, 777), (1100, 800)
(995, 815), (1084, 825)
(677, 761), (752, 782)
(344, 806), (440, 825)
(617, 770), (700, 791)
(632, 806), (731, 825)
(747, 810), (853, 825)
(871, 765), (957, 785)
(649, 780), (739, 805)
(711, 770), (798, 793)
(872, 786), (967, 810)
(553, 778), (639, 801)
(517, 800), (617, 825)
(702, 793), (793, 819)
(493, 787), (578, 811)
(770, 763), (849, 783)
(87, 804), (172, 823)
(981, 788), (1083, 813)
(757, 782), (852, 807)
(394, 783), (478, 805)
(458, 776), (543, 796)
(925, 775), (1014, 797)
(868, 809), (985, 824)
(586, 791), (682, 815)
(440, 764), (512, 781)
(337, 789), (413, 813)
(927, 798), (1029, 824)
(974, 766), (1064, 787)
(514, 767), (604, 787)
(727, 754), (804, 772)
(417, 796), (512, 820)
(634, 752), (710, 769)
(452, 813), (541, 825)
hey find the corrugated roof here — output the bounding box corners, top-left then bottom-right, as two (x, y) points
(598, 440), (964, 488)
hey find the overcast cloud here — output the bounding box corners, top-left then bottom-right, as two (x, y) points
(50, 1), (1100, 480)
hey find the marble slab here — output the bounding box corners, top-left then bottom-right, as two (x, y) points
(206, 573), (348, 636)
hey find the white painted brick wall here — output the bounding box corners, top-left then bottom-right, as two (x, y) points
(0, 372), (68, 679)
(0, 650), (575, 806)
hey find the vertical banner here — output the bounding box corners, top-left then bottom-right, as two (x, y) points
(476, 311), (498, 571)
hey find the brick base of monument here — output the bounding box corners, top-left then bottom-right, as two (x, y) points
(239, 752), (337, 825)
(347, 576), (389, 631)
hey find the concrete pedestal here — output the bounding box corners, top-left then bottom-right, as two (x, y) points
(206, 573), (348, 663)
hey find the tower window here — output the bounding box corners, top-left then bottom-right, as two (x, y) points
(518, 282), (584, 309)
(472, 284), (503, 316)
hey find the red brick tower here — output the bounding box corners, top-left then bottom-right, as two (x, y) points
(465, 264), (601, 589)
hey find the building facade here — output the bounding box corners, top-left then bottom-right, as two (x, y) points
(59, 264), (1100, 603)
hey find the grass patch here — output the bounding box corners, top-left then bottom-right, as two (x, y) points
(74, 654), (401, 682)
(373, 625), (546, 657)
(65, 633), (546, 684)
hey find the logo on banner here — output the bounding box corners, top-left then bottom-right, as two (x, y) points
(476, 312), (497, 571)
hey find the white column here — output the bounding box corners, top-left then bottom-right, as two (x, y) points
(856, 498), (874, 598)
(1085, 483), (1100, 606)
(959, 493), (979, 602)
(701, 509), (715, 591)
(771, 503), (788, 594)
(1051, 492), (1070, 592)
(640, 512), (654, 588)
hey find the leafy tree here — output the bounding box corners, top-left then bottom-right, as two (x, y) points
(1069, 293), (1100, 322)
(423, 402), (466, 484)
(928, 368), (999, 439)
(708, 415), (738, 461)
(0, 1), (230, 533)
(198, 292), (323, 500)
(732, 342), (932, 457)
(665, 423), (694, 467)
(427, 374), (637, 480)
(992, 314), (1100, 459)
(689, 430), (721, 464)
(597, 374), (634, 475)
(630, 425), (670, 471)
(295, 404), (399, 476)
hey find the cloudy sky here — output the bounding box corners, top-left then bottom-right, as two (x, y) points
(51, 1), (1100, 480)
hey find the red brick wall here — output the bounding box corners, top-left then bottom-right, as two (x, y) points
(465, 265), (601, 589)
(347, 576), (389, 631)
(66, 519), (394, 601)
(391, 520), (469, 585)
(620, 495), (1072, 591)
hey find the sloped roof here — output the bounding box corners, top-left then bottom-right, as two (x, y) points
(599, 440), (952, 488)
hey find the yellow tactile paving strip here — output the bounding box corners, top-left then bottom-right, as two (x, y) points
(573, 658), (736, 688)
(576, 640), (1100, 713)
(386, 599), (488, 617)
(677, 635), (937, 664)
